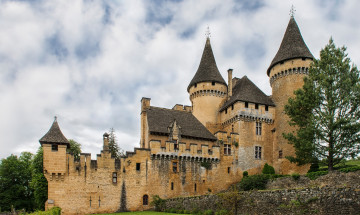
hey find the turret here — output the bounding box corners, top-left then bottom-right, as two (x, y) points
(188, 38), (227, 127)
(268, 16), (313, 174)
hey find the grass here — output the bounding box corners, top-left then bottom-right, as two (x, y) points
(95, 211), (184, 215)
(318, 159), (360, 171)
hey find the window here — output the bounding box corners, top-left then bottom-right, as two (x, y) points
(174, 143), (178, 150)
(227, 167), (230, 174)
(279, 150), (283, 159)
(195, 83), (197, 88)
(255, 104), (259, 109)
(171, 182), (174, 190)
(212, 81), (215, 86)
(256, 122), (262, 135)
(224, 144), (231, 155)
(265, 105), (268, 112)
(143, 195), (149, 205)
(173, 162), (178, 173)
(194, 183), (197, 192)
(136, 163), (141, 171)
(245, 102), (248, 108)
(112, 172), (117, 183)
(255, 146), (262, 159)
(52, 144), (58, 151)
(231, 105), (234, 110)
(225, 109), (227, 114)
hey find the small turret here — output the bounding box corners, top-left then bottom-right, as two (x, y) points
(188, 37), (227, 128)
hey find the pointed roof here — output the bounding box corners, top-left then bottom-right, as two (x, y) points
(267, 17), (313, 76)
(220, 76), (275, 111)
(39, 117), (70, 146)
(146, 107), (217, 141)
(187, 38), (227, 91)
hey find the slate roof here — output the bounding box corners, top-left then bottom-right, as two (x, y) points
(267, 17), (314, 76)
(39, 117), (70, 146)
(187, 38), (227, 91)
(220, 76), (275, 111)
(146, 107), (217, 141)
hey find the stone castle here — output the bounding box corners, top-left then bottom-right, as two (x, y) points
(39, 16), (314, 214)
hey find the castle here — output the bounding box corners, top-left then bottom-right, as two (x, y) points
(39, 16), (314, 214)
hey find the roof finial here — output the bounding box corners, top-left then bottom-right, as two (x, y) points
(54, 116), (57, 122)
(289, 5), (296, 18)
(205, 26), (211, 39)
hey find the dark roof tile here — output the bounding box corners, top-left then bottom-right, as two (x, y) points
(39, 117), (70, 146)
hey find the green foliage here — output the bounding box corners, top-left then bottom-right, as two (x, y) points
(169, 208), (177, 213)
(291, 173), (300, 181)
(214, 210), (230, 215)
(183, 210), (191, 214)
(151, 195), (165, 211)
(0, 152), (34, 212)
(262, 163), (275, 174)
(108, 128), (124, 159)
(190, 208), (201, 215)
(305, 171), (328, 180)
(68, 139), (81, 160)
(242, 171), (248, 177)
(203, 209), (213, 215)
(232, 141), (239, 148)
(27, 207), (61, 215)
(308, 160), (320, 173)
(238, 174), (269, 191)
(200, 161), (211, 170)
(31, 147), (48, 211)
(284, 38), (360, 171)
(338, 166), (360, 173)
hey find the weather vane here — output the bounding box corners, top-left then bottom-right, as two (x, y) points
(54, 116), (57, 121)
(205, 26), (211, 38)
(290, 5), (296, 18)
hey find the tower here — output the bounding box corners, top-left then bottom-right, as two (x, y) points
(267, 16), (314, 174)
(188, 38), (227, 128)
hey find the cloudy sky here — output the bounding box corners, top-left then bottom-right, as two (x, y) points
(1, 0), (359, 159)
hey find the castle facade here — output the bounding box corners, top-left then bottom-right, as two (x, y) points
(40, 16), (313, 214)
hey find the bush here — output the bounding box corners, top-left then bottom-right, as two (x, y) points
(238, 174), (270, 191)
(291, 173), (300, 180)
(338, 166), (360, 173)
(151, 195), (165, 211)
(306, 171), (328, 180)
(242, 171), (248, 177)
(262, 163), (275, 174)
(169, 208), (178, 213)
(201, 161), (212, 170)
(183, 210), (191, 214)
(215, 210), (230, 215)
(308, 161), (320, 173)
(203, 209), (213, 215)
(191, 208), (201, 215)
(27, 207), (61, 215)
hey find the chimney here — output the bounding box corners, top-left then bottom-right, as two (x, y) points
(227, 69), (233, 97)
(141, 97), (151, 112)
(103, 133), (109, 151)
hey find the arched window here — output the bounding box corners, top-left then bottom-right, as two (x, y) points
(143, 194), (149, 205)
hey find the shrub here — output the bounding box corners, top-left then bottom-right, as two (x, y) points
(338, 166), (360, 173)
(27, 207), (61, 215)
(151, 195), (165, 211)
(291, 173), (300, 180)
(183, 210), (191, 214)
(201, 161), (212, 170)
(215, 209), (230, 215)
(306, 171), (328, 180)
(170, 208), (178, 213)
(203, 209), (213, 215)
(262, 163), (275, 174)
(238, 174), (269, 191)
(232, 141), (239, 147)
(308, 161), (320, 173)
(191, 208), (201, 215)
(242, 171), (248, 177)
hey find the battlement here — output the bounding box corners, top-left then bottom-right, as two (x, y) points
(149, 140), (220, 160)
(172, 104), (192, 112)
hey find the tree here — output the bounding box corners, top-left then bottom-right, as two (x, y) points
(108, 128), (123, 159)
(0, 153), (34, 212)
(284, 38), (360, 171)
(30, 147), (48, 210)
(68, 139), (81, 160)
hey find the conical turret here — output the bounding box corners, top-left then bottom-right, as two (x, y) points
(188, 38), (226, 92)
(39, 116), (69, 147)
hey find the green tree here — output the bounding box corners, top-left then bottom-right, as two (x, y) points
(108, 128), (123, 159)
(30, 147), (48, 210)
(68, 139), (81, 160)
(284, 38), (360, 171)
(0, 153), (34, 212)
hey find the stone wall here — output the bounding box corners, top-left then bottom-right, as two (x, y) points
(164, 185), (360, 215)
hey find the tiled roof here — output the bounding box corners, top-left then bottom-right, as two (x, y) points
(220, 76), (275, 111)
(39, 117), (70, 146)
(187, 38), (227, 91)
(267, 17), (313, 76)
(146, 107), (217, 141)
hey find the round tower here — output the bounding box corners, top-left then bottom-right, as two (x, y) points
(267, 16), (313, 174)
(188, 38), (227, 127)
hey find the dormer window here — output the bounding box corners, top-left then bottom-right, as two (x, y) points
(195, 83), (197, 88)
(245, 102), (248, 108)
(265, 105), (269, 112)
(212, 81), (215, 86)
(255, 104), (259, 109)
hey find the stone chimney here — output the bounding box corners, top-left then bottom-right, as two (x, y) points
(141, 97), (151, 112)
(103, 133), (109, 151)
(227, 69), (233, 98)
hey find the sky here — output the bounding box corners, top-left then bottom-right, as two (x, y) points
(0, 0), (359, 159)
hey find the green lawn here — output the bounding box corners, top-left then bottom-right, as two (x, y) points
(95, 211), (183, 215)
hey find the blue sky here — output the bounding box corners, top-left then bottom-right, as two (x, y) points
(0, 0), (359, 159)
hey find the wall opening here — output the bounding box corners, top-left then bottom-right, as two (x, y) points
(52, 144), (58, 151)
(136, 163), (141, 171)
(143, 195), (149, 205)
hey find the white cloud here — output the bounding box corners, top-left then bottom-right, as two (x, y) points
(0, 0), (359, 159)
